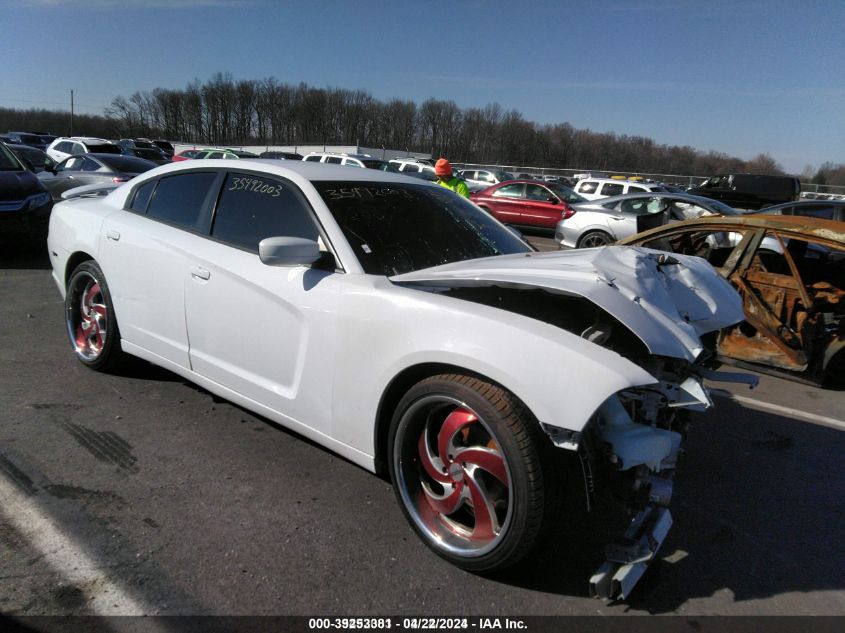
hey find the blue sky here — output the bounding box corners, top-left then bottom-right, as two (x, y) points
(4, 0), (843, 173)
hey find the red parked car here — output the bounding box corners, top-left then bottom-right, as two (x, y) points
(470, 180), (587, 232)
(172, 149), (201, 162)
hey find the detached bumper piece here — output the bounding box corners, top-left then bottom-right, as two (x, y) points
(589, 505), (673, 600)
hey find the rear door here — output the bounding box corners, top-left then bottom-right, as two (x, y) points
(98, 170), (221, 368)
(486, 183), (525, 224)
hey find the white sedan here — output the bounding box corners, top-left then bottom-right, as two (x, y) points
(47, 160), (751, 599)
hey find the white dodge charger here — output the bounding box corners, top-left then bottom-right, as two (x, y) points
(47, 160), (752, 599)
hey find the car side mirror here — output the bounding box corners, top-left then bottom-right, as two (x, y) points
(259, 236), (321, 267)
(546, 196), (558, 204)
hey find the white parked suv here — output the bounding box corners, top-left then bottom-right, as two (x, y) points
(46, 137), (121, 163)
(302, 152), (397, 172)
(389, 158), (437, 180)
(573, 177), (667, 201)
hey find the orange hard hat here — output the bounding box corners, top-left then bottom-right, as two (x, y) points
(434, 158), (452, 177)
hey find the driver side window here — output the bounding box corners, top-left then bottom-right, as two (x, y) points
(211, 172), (319, 252)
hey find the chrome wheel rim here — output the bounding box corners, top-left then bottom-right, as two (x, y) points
(580, 233), (610, 248)
(66, 272), (108, 362)
(395, 396), (512, 557)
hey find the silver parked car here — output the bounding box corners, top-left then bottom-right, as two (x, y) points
(555, 192), (741, 248)
(37, 153), (158, 200)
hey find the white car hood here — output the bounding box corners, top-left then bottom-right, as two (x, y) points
(390, 246), (744, 362)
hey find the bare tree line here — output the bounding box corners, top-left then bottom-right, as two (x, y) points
(3, 72), (843, 183)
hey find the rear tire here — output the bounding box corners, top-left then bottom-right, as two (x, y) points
(577, 231), (612, 248)
(388, 373), (563, 572)
(65, 260), (126, 372)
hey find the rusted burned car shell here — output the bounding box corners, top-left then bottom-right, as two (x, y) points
(619, 216), (845, 386)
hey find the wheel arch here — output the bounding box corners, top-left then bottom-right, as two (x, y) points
(576, 228), (613, 248)
(65, 251), (96, 287)
(373, 362), (517, 478)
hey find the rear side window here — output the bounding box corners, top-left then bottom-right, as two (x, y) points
(628, 185), (647, 193)
(146, 172), (217, 230)
(577, 181), (598, 194)
(326, 156), (343, 164)
(86, 143), (120, 154)
(601, 183), (624, 196)
(801, 206), (835, 220)
(129, 180), (156, 213)
(211, 172), (318, 251)
(304, 155), (321, 162)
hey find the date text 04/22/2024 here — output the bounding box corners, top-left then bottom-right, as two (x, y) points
(307, 618), (527, 630)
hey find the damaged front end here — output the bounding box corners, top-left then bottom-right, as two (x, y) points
(547, 358), (758, 600)
(392, 246), (757, 598)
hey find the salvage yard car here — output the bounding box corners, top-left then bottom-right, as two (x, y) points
(620, 215), (845, 386)
(48, 160), (752, 599)
(556, 192), (742, 248)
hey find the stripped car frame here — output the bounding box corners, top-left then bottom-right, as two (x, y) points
(620, 215), (845, 386)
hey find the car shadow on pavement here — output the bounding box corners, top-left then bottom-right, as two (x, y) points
(476, 398), (845, 611)
(0, 239), (51, 270)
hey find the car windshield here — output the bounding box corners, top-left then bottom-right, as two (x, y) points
(696, 197), (744, 216)
(546, 183), (587, 204)
(130, 148), (164, 160)
(0, 143), (24, 170)
(362, 160), (400, 172)
(315, 181), (531, 276)
(98, 155), (158, 172)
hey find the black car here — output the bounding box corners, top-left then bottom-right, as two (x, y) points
(0, 142), (53, 239)
(38, 153), (158, 200)
(7, 144), (57, 173)
(121, 146), (171, 164)
(259, 150), (304, 160)
(687, 173), (801, 210)
(5, 131), (47, 151)
(751, 199), (845, 222)
(151, 139), (174, 157)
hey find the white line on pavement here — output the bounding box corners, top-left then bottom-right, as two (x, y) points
(0, 476), (151, 615)
(711, 389), (845, 431)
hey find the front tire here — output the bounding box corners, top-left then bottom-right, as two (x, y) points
(388, 374), (561, 572)
(65, 260), (125, 371)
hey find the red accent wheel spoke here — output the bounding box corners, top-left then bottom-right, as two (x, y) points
(418, 430), (450, 484)
(437, 407), (477, 465)
(454, 447), (508, 485)
(422, 482), (464, 515)
(464, 473), (498, 541)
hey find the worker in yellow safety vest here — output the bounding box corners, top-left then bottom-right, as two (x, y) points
(434, 158), (470, 198)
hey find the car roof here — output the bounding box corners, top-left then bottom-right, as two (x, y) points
(579, 177), (662, 185)
(618, 214), (845, 247)
(125, 158), (432, 184)
(575, 191), (720, 206)
(7, 143), (45, 153)
(762, 199), (845, 211)
(53, 136), (114, 145)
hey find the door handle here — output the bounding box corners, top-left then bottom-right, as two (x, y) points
(190, 266), (210, 281)
(106, 229), (120, 241)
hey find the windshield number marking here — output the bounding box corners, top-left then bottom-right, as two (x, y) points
(325, 187), (414, 201)
(229, 177), (281, 197)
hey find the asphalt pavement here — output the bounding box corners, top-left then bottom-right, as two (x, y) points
(1, 238), (844, 616)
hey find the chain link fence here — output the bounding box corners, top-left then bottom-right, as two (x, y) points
(453, 162), (845, 198)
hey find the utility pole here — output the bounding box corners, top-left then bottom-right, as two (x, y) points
(70, 89), (74, 136)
